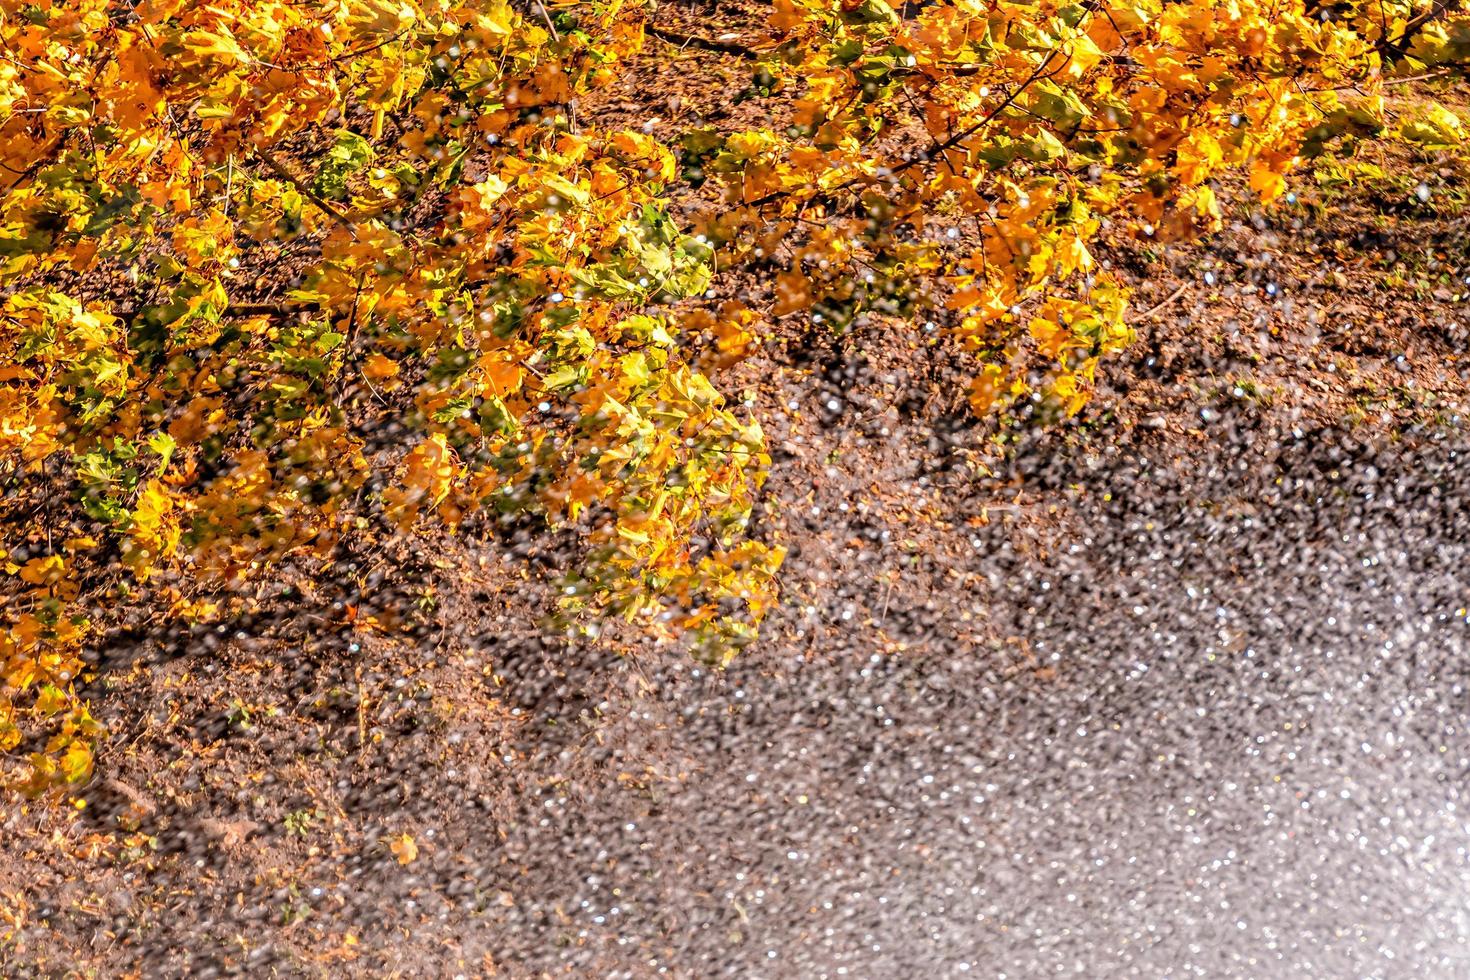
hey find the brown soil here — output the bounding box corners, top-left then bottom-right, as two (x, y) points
(4, 4), (1470, 976)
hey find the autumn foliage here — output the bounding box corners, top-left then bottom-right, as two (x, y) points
(1, 0), (1465, 792)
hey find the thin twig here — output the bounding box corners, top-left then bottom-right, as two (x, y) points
(1384, 67), (1463, 86)
(646, 24), (757, 57)
(227, 301), (311, 317)
(735, 2), (1098, 213)
(331, 28), (410, 64)
(256, 147), (358, 238)
(355, 664), (369, 756)
(535, 1), (561, 42)
(1136, 282), (1188, 322)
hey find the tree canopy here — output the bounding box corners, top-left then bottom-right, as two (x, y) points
(1, 0), (1466, 792)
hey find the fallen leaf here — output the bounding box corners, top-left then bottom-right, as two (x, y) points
(390, 832), (418, 865)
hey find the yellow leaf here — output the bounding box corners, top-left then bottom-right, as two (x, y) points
(1399, 104), (1465, 149)
(132, 480), (174, 534)
(390, 832), (418, 865)
(34, 685), (68, 718)
(59, 739), (94, 784)
(384, 435), (461, 529)
(349, 0), (419, 37)
(1248, 161), (1287, 205)
(18, 555), (64, 586)
(179, 29), (250, 67)
(969, 364), (1022, 416)
(135, 0), (189, 24)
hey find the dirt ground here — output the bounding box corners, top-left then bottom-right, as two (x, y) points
(4, 4), (1470, 976)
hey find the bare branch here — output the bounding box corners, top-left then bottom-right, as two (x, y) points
(256, 147), (358, 238)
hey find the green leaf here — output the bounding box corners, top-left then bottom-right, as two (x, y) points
(1026, 79), (1088, 127)
(310, 130), (375, 201)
